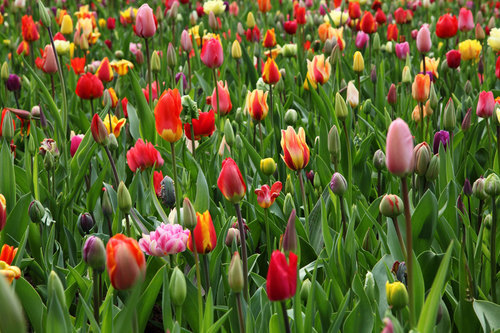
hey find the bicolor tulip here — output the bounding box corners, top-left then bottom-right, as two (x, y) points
(420, 57), (439, 79)
(21, 15), (39, 42)
(247, 89), (269, 121)
(436, 14), (458, 39)
(96, 57), (114, 83)
(346, 81), (359, 108)
(201, 37), (224, 68)
(255, 182), (282, 209)
(76, 73), (104, 100)
(262, 57), (281, 85)
(91, 114), (109, 145)
(103, 114), (126, 137)
(281, 126), (310, 171)
(126, 138), (164, 172)
(411, 74), (430, 102)
(217, 158), (246, 203)
(187, 211), (217, 253)
(395, 42), (410, 60)
(266, 250), (297, 301)
(458, 8), (474, 32)
(16, 41), (29, 56)
(0, 194), (6, 231)
(387, 24), (398, 42)
(0, 244), (17, 266)
(0, 260), (21, 284)
(476, 91), (495, 118)
(106, 234), (146, 290)
(263, 29), (277, 48)
(135, 4), (157, 38)
(385, 118), (414, 177)
(258, 0), (271, 12)
(110, 59), (134, 76)
(70, 134), (84, 157)
(307, 54), (331, 85)
(154, 89), (183, 142)
(184, 110), (216, 140)
(139, 223), (190, 256)
(211, 81), (232, 115)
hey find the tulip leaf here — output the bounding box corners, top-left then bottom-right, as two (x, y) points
(269, 313), (281, 333)
(149, 168), (169, 224)
(138, 265), (165, 332)
(0, 273), (27, 333)
(472, 300), (500, 332)
(240, 133), (266, 179)
(78, 295), (101, 333)
(1, 193), (30, 245)
(15, 277), (44, 333)
(194, 164), (209, 213)
(128, 69), (156, 143)
(411, 189), (438, 255)
(126, 103), (142, 142)
(0, 140), (15, 215)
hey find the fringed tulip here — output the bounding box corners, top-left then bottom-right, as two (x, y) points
(126, 139), (164, 172)
(154, 89), (183, 142)
(217, 158), (246, 203)
(187, 211), (217, 253)
(247, 89), (269, 121)
(106, 234), (146, 290)
(281, 126), (310, 171)
(266, 250), (297, 301)
(386, 118), (414, 177)
(255, 182), (282, 209)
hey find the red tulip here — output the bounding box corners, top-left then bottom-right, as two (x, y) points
(184, 110), (215, 140)
(76, 73), (104, 100)
(0, 244), (17, 265)
(255, 182), (282, 209)
(91, 114), (109, 145)
(21, 15), (39, 42)
(375, 9), (387, 25)
(294, 4), (306, 25)
(360, 11), (377, 34)
(211, 81), (232, 115)
(16, 41), (29, 56)
(435, 14), (458, 39)
(201, 37), (224, 69)
(187, 211), (217, 253)
(262, 57), (281, 85)
(496, 56), (500, 80)
(387, 24), (398, 42)
(386, 118), (414, 177)
(476, 91), (495, 118)
(348, 2), (361, 20)
(154, 89), (183, 143)
(217, 157), (246, 204)
(153, 171), (163, 197)
(126, 138), (164, 172)
(283, 20), (298, 35)
(134, 4), (157, 38)
(394, 8), (407, 24)
(106, 234), (146, 290)
(446, 50), (461, 69)
(71, 57), (86, 75)
(266, 250), (297, 301)
(96, 57), (114, 83)
(107, 18), (116, 30)
(142, 81), (158, 104)
(70, 134), (84, 157)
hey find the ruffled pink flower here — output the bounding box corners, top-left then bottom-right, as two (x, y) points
(139, 223), (190, 256)
(126, 138), (164, 172)
(255, 182), (282, 209)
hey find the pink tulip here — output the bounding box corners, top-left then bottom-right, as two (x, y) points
(211, 80), (232, 115)
(416, 25), (431, 53)
(43, 45), (58, 74)
(135, 4), (157, 38)
(458, 8), (474, 32)
(395, 42), (410, 60)
(355, 31), (369, 49)
(70, 134), (84, 157)
(386, 118), (414, 177)
(180, 29), (192, 53)
(201, 37), (224, 68)
(476, 91), (495, 118)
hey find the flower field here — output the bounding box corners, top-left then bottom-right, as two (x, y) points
(0, 0), (500, 332)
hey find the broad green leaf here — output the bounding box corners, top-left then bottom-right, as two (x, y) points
(138, 265), (166, 332)
(473, 300), (500, 332)
(0, 141), (16, 215)
(15, 277), (44, 333)
(0, 273), (27, 333)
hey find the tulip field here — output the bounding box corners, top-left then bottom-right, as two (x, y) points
(2, 0), (500, 332)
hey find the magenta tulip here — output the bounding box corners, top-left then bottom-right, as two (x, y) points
(386, 118), (414, 177)
(395, 42), (410, 60)
(201, 38), (224, 68)
(476, 91), (495, 118)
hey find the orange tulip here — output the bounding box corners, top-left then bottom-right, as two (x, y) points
(307, 54), (331, 86)
(247, 89), (269, 121)
(258, 0), (271, 13)
(96, 57), (114, 83)
(411, 74), (430, 102)
(263, 29), (277, 48)
(262, 57), (281, 85)
(106, 234), (146, 290)
(187, 211), (217, 254)
(0, 244), (17, 265)
(154, 88), (183, 143)
(281, 126), (310, 171)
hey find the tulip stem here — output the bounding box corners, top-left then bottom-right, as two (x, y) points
(342, 120), (352, 207)
(265, 208), (271, 261)
(234, 203), (249, 301)
(145, 38), (152, 109)
(419, 102), (424, 142)
(125, 214), (131, 237)
(280, 301), (291, 333)
(298, 170), (309, 232)
(401, 177), (414, 328)
(190, 124), (196, 159)
(497, 125), (500, 173)
(170, 142), (181, 225)
(477, 200), (483, 234)
(190, 232), (204, 331)
(92, 269), (100, 322)
(391, 216), (407, 260)
(202, 254), (210, 297)
(339, 195), (346, 240)
(175, 305), (182, 324)
(487, 119), (494, 167)
(187, 56), (192, 91)
(236, 293), (246, 333)
(491, 195), (497, 303)
(90, 99), (95, 115)
(104, 146), (119, 189)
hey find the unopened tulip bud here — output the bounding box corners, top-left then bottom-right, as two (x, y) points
(335, 92), (348, 121)
(386, 281), (408, 310)
(463, 179), (473, 197)
(475, 24), (485, 40)
(115, 50), (124, 59)
(402, 66), (411, 83)
(108, 133), (118, 150)
(284, 109), (298, 126)
(370, 66), (377, 84)
(472, 177), (488, 200)
(485, 173), (500, 197)
(379, 194), (404, 217)
(180, 30), (192, 53)
(117, 181), (132, 214)
(364, 271), (376, 302)
(169, 267), (187, 306)
(373, 33), (381, 52)
(387, 84), (397, 105)
(1, 110), (14, 140)
(151, 51), (161, 73)
(29, 200), (45, 223)
(224, 119), (235, 147)
(443, 98), (456, 131)
(285, 175), (294, 195)
(1, 62), (9, 81)
(91, 114), (109, 146)
(231, 40), (242, 59)
(416, 25), (431, 53)
(83, 236), (106, 273)
(283, 193), (295, 218)
(353, 51), (364, 72)
(373, 149), (386, 171)
(324, 38), (335, 55)
(260, 158), (277, 176)
(208, 11), (218, 30)
(166, 43), (176, 68)
(330, 172), (347, 195)
(77, 212), (95, 235)
(182, 198), (197, 230)
(282, 209), (297, 252)
(235, 134), (243, 150)
(228, 252), (244, 293)
(283, 44), (298, 57)
(461, 108), (472, 132)
(330, 44), (340, 66)
(38, 1), (52, 28)
(425, 154), (440, 181)
(246, 12), (256, 28)
(464, 80), (472, 95)
(102, 190), (113, 218)
(190, 11), (198, 25)
(160, 176), (176, 208)
(225, 227), (240, 246)
(48, 271), (67, 309)
(413, 142), (432, 176)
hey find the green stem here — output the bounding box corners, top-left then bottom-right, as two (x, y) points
(104, 146), (119, 188)
(391, 216), (407, 260)
(497, 125), (500, 173)
(236, 293), (245, 333)
(92, 269), (100, 322)
(280, 301), (291, 333)
(170, 142), (181, 225)
(191, 231), (204, 331)
(190, 121), (196, 159)
(125, 214), (131, 237)
(491, 196), (497, 303)
(213, 68), (220, 128)
(264, 209), (271, 261)
(401, 177), (414, 327)
(339, 195), (346, 240)
(175, 305), (182, 324)
(202, 254), (210, 297)
(298, 170), (309, 232)
(342, 120), (352, 206)
(234, 203), (249, 301)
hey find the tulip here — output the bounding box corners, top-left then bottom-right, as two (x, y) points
(387, 84), (397, 106)
(40, 45), (58, 74)
(0, 244), (17, 266)
(110, 59), (134, 76)
(91, 114), (109, 146)
(170, 267), (187, 307)
(228, 252), (244, 293)
(217, 158), (246, 203)
(375, 9), (386, 25)
(61, 14), (73, 35)
(209, 81), (232, 115)
(83, 236), (106, 272)
(184, 110), (216, 141)
(412, 74), (430, 103)
(394, 8), (407, 24)
(360, 11), (377, 34)
(459, 39), (482, 61)
(379, 194), (404, 218)
(435, 14), (458, 39)
(180, 29), (193, 53)
(203, 0), (226, 15)
(187, 211), (217, 253)
(433, 130), (450, 154)
(263, 29), (277, 48)
(307, 54), (331, 86)
(262, 57), (281, 85)
(201, 37), (224, 68)
(154, 89), (183, 142)
(231, 40), (242, 59)
(282, 210), (297, 253)
(247, 89), (269, 121)
(386, 118), (414, 177)
(96, 57), (114, 83)
(346, 81), (359, 108)
(386, 281), (409, 310)
(476, 91), (495, 118)
(0, 260), (21, 284)
(0, 194), (6, 231)
(266, 250), (297, 301)
(387, 24), (398, 42)
(355, 31), (369, 49)
(294, 4), (306, 24)
(330, 172), (347, 195)
(77, 212), (95, 235)
(446, 50), (461, 69)
(487, 28), (500, 52)
(135, 4), (156, 38)
(21, 15), (39, 42)
(76, 73), (104, 100)
(458, 8), (474, 32)
(126, 139), (164, 172)
(255, 182), (282, 209)
(416, 25), (431, 54)
(475, 24), (485, 41)
(394, 42), (409, 60)
(353, 51), (364, 72)
(284, 20), (298, 35)
(281, 126), (310, 171)
(139, 223), (190, 256)
(70, 134), (84, 157)
(348, 2), (361, 19)
(106, 234), (146, 290)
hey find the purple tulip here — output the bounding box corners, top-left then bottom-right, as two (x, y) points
(175, 72), (187, 90)
(6, 74), (21, 91)
(433, 130), (450, 154)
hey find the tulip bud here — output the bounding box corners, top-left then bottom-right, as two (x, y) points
(190, 11), (198, 25)
(182, 198), (197, 230)
(1, 110), (14, 141)
(472, 177), (488, 200)
(324, 38), (335, 55)
(91, 114), (109, 146)
(28, 200), (45, 223)
(284, 109), (298, 126)
(208, 11), (218, 30)
(330, 172), (347, 195)
(283, 193), (295, 219)
(76, 212), (94, 235)
(235, 134), (243, 150)
(38, 1), (52, 28)
(225, 227), (240, 246)
(48, 271), (67, 311)
(443, 98), (456, 131)
(330, 44), (341, 67)
(463, 179), (472, 197)
(373, 149), (386, 171)
(180, 30), (192, 54)
(335, 92), (348, 121)
(402, 66), (411, 83)
(102, 190), (113, 218)
(108, 133), (118, 150)
(43, 152), (56, 171)
(372, 33), (381, 52)
(228, 252), (244, 293)
(260, 158), (277, 176)
(135, 50), (144, 64)
(387, 84), (397, 106)
(231, 40), (242, 59)
(1, 62), (9, 81)
(425, 154), (440, 181)
(413, 142), (432, 176)
(353, 51), (364, 72)
(328, 125), (341, 165)
(300, 278), (311, 302)
(370, 66), (377, 84)
(224, 119), (235, 147)
(160, 176), (176, 208)
(282, 209), (297, 252)
(285, 175), (294, 195)
(364, 271), (376, 302)
(464, 80), (472, 95)
(246, 12), (256, 28)
(379, 194), (404, 217)
(166, 43), (176, 68)
(117, 181), (132, 214)
(151, 51), (161, 73)
(428, 83), (438, 110)
(386, 281), (408, 310)
(485, 173), (500, 197)
(461, 108), (472, 132)
(83, 236), (106, 273)
(475, 24), (485, 40)
(169, 267), (187, 306)
(115, 50), (124, 59)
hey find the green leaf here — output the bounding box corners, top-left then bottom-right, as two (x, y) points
(0, 141), (16, 215)
(150, 168), (169, 223)
(138, 265), (166, 332)
(411, 190), (438, 255)
(126, 103), (142, 141)
(128, 70), (156, 143)
(269, 313), (281, 333)
(1, 193), (30, 245)
(473, 300), (500, 332)
(417, 242), (454, 333)
(194, 164), (209, 213)
(15, 277), (44, 333)
(0, 273), (27, 333)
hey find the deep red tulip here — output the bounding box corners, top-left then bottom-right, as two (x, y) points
(126, 138), (165, 172)
(76, 73), (104, 100)
(387, 24), (398, 42)
(394, 8), (407, 24)
(217, 157), (246, 203)
(446, 50), (461, 69)
(436, 14), (458, 39)
(184, 110), (216, 140)
(283, 20), (298, 35)
(496, 56), (500, 80)
(348, 2), (361, 20)
(107, 17), (116, 30)
(360, 11), (377, 34)
(201, 38), (224, 68)
(375, 9), (387, 25)
(266, 250), (297, 301)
